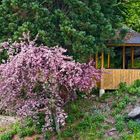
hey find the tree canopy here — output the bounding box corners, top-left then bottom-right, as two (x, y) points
(124, 1), (140, 32)
(0, 0), (123, 61)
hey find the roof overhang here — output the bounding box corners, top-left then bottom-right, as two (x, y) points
(108, 43), (140, 47)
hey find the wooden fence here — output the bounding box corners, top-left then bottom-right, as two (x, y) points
(100, 69), (140, 89)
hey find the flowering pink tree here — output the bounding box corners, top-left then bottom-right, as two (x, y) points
(0, 34), (101, 131)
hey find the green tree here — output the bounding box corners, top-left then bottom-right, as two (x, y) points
(0, 0), (123, 61)
(124, 1), (140, 32)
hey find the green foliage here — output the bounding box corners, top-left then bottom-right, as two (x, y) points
(65, 98), (92, 124)
(34, 113), (46, 134)
(58, 111), (105, 139)
(124, 1), (140, 32)
(115, 114), (125, 132)
(24, 117), (34, 128)
(128, 59), (140, 69)
(0, 0), (123, 61)
(115, 120), (125, 132)
(118, 80), (140, 96)
(111, 94), (130, 116)
(0, 123), (20, 140)
(0, 132), (13, 140)
(18, 127), (35, 138)
(0, 119), (37, 139)
(132, 80), (140, 87)
(14, 118), (36, 138)
(59, 126), (74, 138)
(119, 82), (128, 92)
(0, 50), (8, 64)
(126, 80), (140, 96)
(121, 133), (133, 140)
(127, 120), (140, 132)
(0, 121), (36, 139)
(74, 111), (105, 139)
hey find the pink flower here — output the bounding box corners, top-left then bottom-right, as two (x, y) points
(0, 33), (101, 131)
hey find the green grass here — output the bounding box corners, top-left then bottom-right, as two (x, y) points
(0, 120), (36, 139)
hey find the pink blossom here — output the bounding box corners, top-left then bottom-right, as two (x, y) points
(0, 34), (101, 131)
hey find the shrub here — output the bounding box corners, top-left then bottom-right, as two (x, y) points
(0, 33), (101, 132)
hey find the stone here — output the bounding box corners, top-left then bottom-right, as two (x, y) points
(128, 107), (140, 118)
(0, 115), (19, 127)
(106, 128), (117, 136)
(99, 89), (105, 97)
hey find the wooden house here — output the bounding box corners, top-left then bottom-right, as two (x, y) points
(97, 29), (140, 95)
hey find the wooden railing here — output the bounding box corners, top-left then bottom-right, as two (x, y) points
(100, 69), (140, 89)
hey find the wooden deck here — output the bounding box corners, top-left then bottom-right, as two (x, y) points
(101, 69), (140, 89)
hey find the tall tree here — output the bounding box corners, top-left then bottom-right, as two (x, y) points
(124, 1), (140, 32)
(0, 0), (123, 61)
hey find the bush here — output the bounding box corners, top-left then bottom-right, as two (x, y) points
(118, 80), (140, 96)
(0, 34), (101, 132)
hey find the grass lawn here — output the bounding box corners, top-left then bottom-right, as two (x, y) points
(1, 81), (140, 139)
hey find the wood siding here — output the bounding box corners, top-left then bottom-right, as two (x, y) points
(101, 69), (140, 89)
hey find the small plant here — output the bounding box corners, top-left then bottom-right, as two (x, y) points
(24, 117), (34, 128)
(117, 101), (127, 110)
(76, 116), (93, 131)
(0, 124), (19, 140)
(133, 80), (140, 87)
(115, 120), (125, 132)
(119, 82), (127, 92)
(127, 120), (140, 132)
(58, 127), (74, 138)
(18, 127), (35, 138)
(0, 133), (13, 140)
(121, 133), (132, 140)
(121, 80), (140, 96)
(115, 115), (125, 132)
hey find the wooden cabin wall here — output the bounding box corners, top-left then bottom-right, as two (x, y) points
(101, 69), (140, 89)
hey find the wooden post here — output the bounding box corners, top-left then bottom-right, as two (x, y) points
(107, 53), (110, 69)
(122, 46), (125, 69)
(131, 47), (134, 68)
(101, 51), (104, 68)
(95, 53), (98, 69)
(100, 51), (105, 96)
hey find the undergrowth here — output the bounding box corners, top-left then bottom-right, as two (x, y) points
(1, 80), (140, 139)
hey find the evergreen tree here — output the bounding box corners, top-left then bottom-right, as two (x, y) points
(0, 0), (123, 61)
